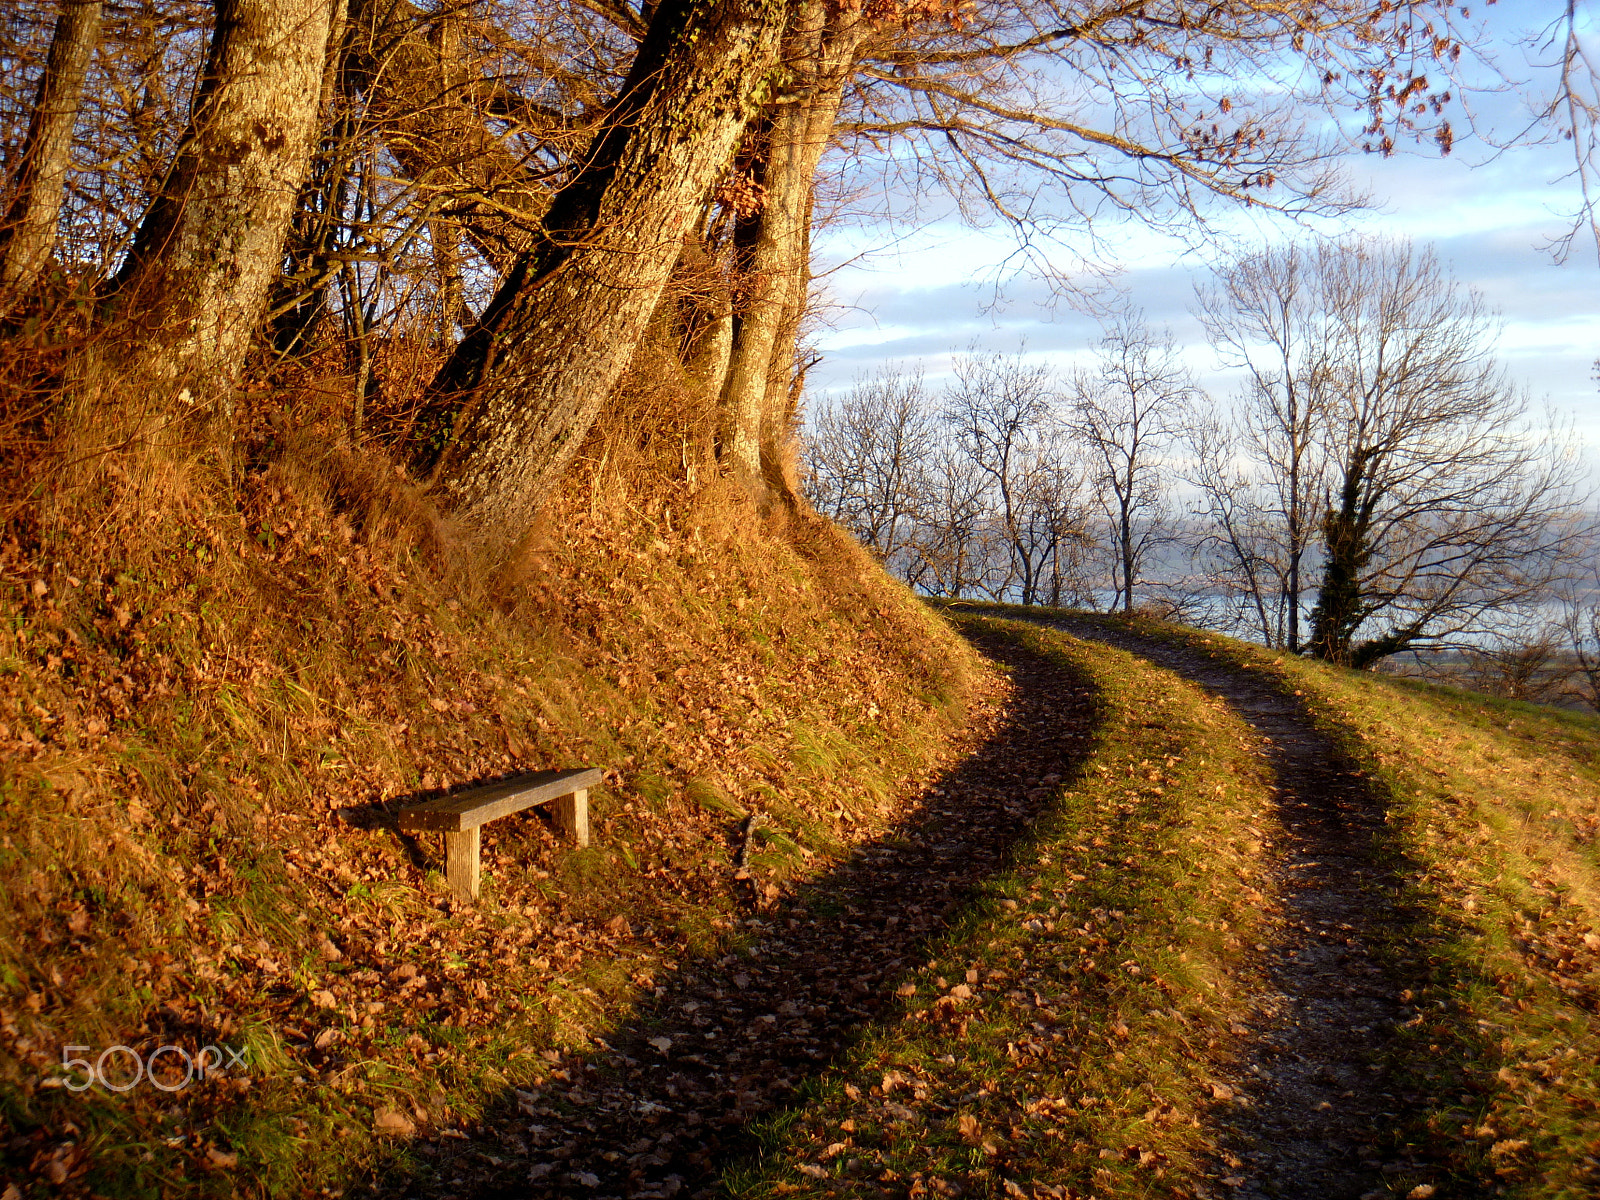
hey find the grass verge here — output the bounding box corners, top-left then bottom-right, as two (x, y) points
(0, 428), (989, 1196)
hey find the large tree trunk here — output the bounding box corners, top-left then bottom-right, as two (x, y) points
(109, 0), (338, 406)
(0, 0), (102, 314)
(416, 0), (788, 538)
(1307, 457), (1375, 665)
(720, 1), (862, 503)
(756, 186), (818, 502)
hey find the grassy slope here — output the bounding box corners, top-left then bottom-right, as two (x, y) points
(0, 430), (991, 1196)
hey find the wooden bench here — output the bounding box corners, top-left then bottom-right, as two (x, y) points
(399, 767), (600, 901)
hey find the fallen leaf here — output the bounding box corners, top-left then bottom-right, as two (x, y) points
(649, 1036), (673, 1054)
(374, 1109), (415, 1136)
(205, 1147), (239, 1169)
(1408, 1186), (1437, 1199)
(797, 1164), (829, 1179)
(957, 1113), (982, 1145)
(1210, 1082), (1235, 1101)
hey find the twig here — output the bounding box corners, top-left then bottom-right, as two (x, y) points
(734, 812), (769, 870)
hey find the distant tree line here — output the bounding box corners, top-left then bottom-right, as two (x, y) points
(0, 0), (1485, 556)
(806, 238), (1594, 676)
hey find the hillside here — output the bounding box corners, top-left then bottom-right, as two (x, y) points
(3, 426), (1599, 1198)
(0, 415), (991, 1196)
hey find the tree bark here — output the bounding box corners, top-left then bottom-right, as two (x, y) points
(1306, 455), (1375, 665)
(720, 0), (861, 502)
(416, 0), (788, 537)
(0, 0), (102, 314)
(109, 0), (338, 404)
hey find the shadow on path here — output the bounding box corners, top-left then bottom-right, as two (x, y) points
(371, 628), (1103, 1199)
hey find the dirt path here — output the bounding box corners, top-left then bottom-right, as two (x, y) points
(1042, 617), (1440, 1200)
(381, 619), (1448, 1200)
(388, 630), (1102, 1199)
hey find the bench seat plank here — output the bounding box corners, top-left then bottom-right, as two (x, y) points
(398, 767), (602, 833)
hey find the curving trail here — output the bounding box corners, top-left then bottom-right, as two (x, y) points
(390, 629), (1101, 1199)
(379, 617), (1458, 1200)
(1043, 617), (1442, 1200)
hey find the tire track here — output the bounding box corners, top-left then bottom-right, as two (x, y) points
(381, 630), (1102, 1199)
(1038, 617), (1447, 1200)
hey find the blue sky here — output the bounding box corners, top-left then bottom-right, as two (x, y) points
(805, 14), (1600, 451)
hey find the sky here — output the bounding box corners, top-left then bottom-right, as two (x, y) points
(803, 9), (1600, 453)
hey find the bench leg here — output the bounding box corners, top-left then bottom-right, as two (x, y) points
(552, 789), (589, 848)
(444, 827), (480, 901)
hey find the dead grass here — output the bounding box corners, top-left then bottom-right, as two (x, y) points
(0, 375), (988, 1195)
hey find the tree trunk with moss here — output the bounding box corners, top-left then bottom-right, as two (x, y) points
(0, 0), (102, 314)
(109, 0), (338, 406)
(416, 0), (788, 538)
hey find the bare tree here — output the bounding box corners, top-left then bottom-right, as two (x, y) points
(902, 441), (992, 599)
(942, 349), (1073, 605)
(806, 353), (1091, 604)
(1559, 557), (1600, 712)
(1070, 316), (1194, 614)
(805, 364), (937, 564)
(1007, 423), (1093, 607)
(1193, 244), (1331, 649)
(1297, 239), (1589, 667)
(1185, 410), (1295, 645)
